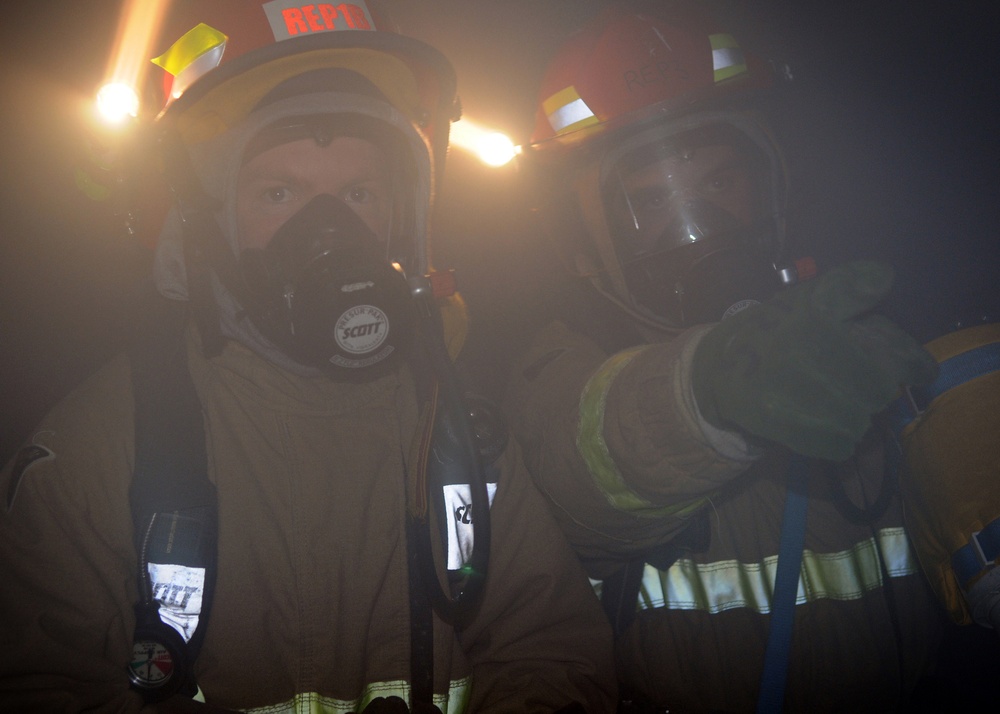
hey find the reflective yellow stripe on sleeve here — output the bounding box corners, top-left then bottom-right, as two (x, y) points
(242, 677), (470, 714)
(577, 347), (705, 518)
(637, 527), (919, 614)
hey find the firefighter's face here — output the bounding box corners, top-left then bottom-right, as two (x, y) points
(236, 136), (392, 251)
(608, 142), (758, 256)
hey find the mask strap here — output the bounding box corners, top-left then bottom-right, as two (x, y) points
(157, 126), (248, 356)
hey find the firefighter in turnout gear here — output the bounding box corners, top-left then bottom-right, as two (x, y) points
(0, 1), (616, 712)
(503, 2), (946, 711)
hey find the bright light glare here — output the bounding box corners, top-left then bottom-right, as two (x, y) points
(477, 132), (519, 167)
(450, 119), (520, 167)
(96, 82), (140, 123)
(100, 0), (170, 119)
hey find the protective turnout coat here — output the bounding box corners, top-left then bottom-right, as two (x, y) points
(0, 325), (616, 713)
(505, 320), (943, 713)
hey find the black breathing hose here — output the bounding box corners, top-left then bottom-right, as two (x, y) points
(408, 276), (491, 628)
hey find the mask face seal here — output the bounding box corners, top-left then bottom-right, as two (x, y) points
(239, 193), (414, 380)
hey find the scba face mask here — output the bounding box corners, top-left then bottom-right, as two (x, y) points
(597, 118), (787, 328)
(191, 101), (432, 380)
(239, 193), (415, 379)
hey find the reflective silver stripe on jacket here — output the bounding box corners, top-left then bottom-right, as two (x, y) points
(637, 527), (918, 613)
(239, 677), (471, 714)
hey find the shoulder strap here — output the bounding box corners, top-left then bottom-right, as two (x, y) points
(128, 291), (218, 701)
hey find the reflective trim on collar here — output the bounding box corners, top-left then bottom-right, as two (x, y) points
(577, 347), (706, 518)
(243, 677), (471, 714)
(638, 527), (918, 614)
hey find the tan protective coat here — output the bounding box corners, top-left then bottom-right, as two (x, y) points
(0, 327), (615, 713)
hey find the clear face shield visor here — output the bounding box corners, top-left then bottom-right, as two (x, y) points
(597, 120), (784, 327)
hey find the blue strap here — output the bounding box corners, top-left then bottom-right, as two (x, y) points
(952, 516), (1000, 588)
(756, 455), (810, 714)
(888, 342), (1000, 437)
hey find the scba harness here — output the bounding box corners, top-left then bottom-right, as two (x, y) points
(127, 293), (505, 711)
(128, 295), (216, 702)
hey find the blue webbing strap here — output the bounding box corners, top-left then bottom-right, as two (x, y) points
(952, 516), (1000, 588)
(882, 340), (1000, 590)
(887, 342), (1000, 437)
(756, 454), (811, 714)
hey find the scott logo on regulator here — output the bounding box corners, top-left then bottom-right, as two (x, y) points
(343, 322), (383, 339)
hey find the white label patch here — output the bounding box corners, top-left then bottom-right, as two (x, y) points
(147, 563), (206, 643)
(262, 1), (374, 42)
(443, 483), (498, 570)
(335, 304), (389, 355)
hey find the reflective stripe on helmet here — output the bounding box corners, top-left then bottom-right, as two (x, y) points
(152, 23), (228, 77)
(152, 23), (229, 102)
(709, 33), (748, 83)
(632, 527), (918, 614)
(577, 347), (708, 518)
(543, 85), (599, 137)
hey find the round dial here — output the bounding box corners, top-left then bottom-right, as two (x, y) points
(129, 637), (175, 688)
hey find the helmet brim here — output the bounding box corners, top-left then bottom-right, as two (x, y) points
(160, 30), (457, 148)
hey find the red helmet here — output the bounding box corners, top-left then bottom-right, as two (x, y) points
(146, 0), (459, 162)
(526, 1), (791, 331)
(529, 1), (775, 156)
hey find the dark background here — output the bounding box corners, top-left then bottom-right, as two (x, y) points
(1, 2), (999, 705)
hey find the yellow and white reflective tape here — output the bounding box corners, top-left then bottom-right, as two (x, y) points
(577, 347), (707, 518)
(543, 85), (600, 136)
(152, 23), (228, 77)
(242, 677), (471, 714)
(151, 23), (228, 101)
(637, 527), (918, 614)
(709, 33), (748, 83)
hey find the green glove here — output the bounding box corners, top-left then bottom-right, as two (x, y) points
(692, 260), (938, 461)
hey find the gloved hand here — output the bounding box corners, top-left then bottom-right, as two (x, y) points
(692, 260), (938, 461)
